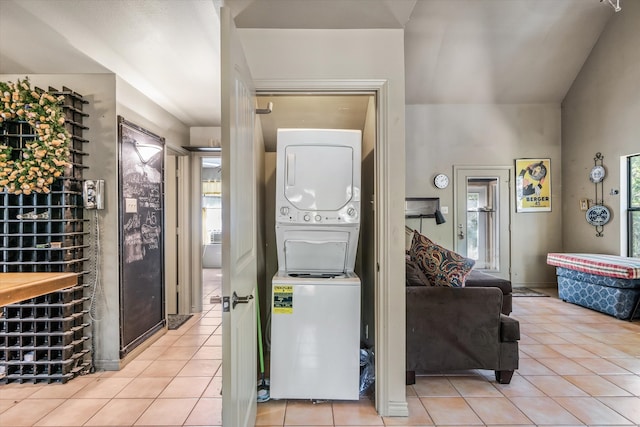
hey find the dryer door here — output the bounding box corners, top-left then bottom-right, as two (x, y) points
(284, 145), (354, 212)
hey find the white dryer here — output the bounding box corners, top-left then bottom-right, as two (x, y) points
(275, 128), (362, 274)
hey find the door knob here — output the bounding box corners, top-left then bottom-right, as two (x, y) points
(457, 224), (465, 239)
(232, 291), (254, 309)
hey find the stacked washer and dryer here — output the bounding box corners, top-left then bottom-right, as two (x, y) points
(270, 128), (362, 400)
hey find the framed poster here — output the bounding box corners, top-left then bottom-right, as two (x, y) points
(118, 116), (165, 357)
(515, 158), (551, 212)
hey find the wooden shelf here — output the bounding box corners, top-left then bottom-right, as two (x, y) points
(0, 273), (79, 306)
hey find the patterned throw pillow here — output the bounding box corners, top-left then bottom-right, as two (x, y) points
(409, 231), (475, 287)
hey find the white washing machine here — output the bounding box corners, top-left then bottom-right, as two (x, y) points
(271, 128), (362, 400)
(270, 271), (361, 400)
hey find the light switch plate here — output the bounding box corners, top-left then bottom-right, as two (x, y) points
(125, 198), (137, 213)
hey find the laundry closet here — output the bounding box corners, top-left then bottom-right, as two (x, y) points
(257, 93), (377, 400)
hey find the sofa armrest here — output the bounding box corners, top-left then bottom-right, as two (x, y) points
(500, 314), (520, 342)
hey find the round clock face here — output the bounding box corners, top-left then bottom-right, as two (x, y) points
(586, 205), (611, 226)
(434, 174), (449, 189)
(590, 165), (606, 183)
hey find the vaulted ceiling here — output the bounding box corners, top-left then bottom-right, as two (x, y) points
(0, 0), (616, 127)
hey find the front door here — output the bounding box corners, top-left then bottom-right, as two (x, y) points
(221, 6), (257, 426)
(455, 167), (511, 280)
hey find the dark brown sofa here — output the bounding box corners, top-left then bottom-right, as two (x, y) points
(406, 271), (520, 385)
(465, 270), (513, 315)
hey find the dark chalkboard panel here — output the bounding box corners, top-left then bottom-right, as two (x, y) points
(118, 117), (165, 357)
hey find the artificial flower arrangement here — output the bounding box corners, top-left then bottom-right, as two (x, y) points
(0, 77), (71, 195)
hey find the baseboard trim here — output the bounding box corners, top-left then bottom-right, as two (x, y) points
(384, 400), (409, 417)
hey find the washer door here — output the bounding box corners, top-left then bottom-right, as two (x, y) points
(284, 239), (348, 273)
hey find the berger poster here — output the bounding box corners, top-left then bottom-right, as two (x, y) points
(515, 158), (551, 212)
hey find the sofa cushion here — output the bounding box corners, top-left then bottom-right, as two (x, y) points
(406, 258), (432, 286)
(409, 231), (475, 287)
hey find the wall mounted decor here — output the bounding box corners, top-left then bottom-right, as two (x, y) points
(586, 152), (610, 237)
(433, 173), (449, 189)
(515, 158), (551, 212)
(118, 117), (165, 357)
(0, 78), (71, 195)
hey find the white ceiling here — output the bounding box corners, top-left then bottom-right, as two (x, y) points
(0, 0), (616, 128)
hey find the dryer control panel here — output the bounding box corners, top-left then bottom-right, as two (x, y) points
(276, 203), (360, 225)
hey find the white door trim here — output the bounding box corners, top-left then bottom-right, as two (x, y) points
(189, 154), (205, 313)
(176, 155), (193, 314)
(255, 78), (406, 417)
(165, 145), (192, 315)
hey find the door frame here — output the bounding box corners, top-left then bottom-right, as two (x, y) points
(165, 145), (192, 315)
(453, 165), (513, 281)
(255, 78), (405, 416)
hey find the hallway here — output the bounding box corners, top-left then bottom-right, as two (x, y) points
(2, 281), (640, 426)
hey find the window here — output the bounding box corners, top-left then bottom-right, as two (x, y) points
(466, 192), (479, 260)
(628, 154), (640, 257)
(466, 178), (500, 270)
(202, 157), (222, 244)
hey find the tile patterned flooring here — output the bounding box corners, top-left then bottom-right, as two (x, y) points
(1, 280), (640, 426)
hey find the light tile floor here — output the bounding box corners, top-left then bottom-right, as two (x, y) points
(2, 283), (640, 426)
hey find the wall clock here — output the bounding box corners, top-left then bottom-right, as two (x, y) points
(589, 165), (606, 183)
(434, 173), (449, 189)
(586, 205), (611, 226)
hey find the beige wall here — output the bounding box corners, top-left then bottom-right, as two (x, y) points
(562, 1), (640, 255)
(239, 28), (407, 415)
(406, 104), (562, 287)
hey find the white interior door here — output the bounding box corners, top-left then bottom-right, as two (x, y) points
(455, 167), (511, 280)
(221, 7), (257, 426)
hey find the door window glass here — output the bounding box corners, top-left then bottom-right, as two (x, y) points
(467, 178), (499, 270)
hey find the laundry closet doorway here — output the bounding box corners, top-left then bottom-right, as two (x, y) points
(256, 87), (382, 406)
